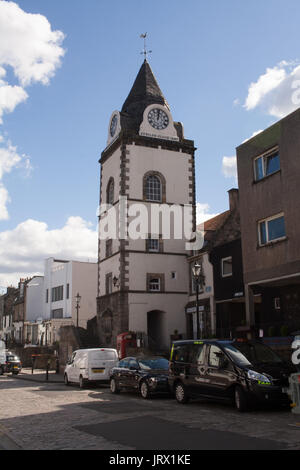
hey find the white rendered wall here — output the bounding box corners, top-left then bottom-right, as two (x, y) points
(26, 276), (44, 322)
(43, 258), (72, 321)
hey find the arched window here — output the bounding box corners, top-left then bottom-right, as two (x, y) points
(143, 172), (166, 202)
(106, 178), (114, 205)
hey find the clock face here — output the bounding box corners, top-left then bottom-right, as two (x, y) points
(110, 114), (118, 137)
(147, 108), (169, 130)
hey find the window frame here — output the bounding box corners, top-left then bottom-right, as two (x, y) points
(106, 178), (115, 206)
(148, 277), (161, 292)
(146, 237), (160, 253)
(221, 256), (233, 278)
(258, 212), (286, 246)
(105, 273), (113, 295)
(145, 174), (162, 202)
(253, 147), (280, 181)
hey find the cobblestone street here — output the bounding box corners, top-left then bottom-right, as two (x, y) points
(1, 372), (300, 450)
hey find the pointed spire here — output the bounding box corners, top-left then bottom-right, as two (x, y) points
(120, 60), (170, 133)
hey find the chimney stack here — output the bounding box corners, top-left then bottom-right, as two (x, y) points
(228, 188), (239, 212)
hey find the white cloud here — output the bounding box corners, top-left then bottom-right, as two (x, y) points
(0, 138), (31, 218)
(0, 1), (65, 87)
(222, 156), (237, 180)
(196, 203), (219, 225)
(0, 184), (10, 220)
(0, 1), (65, 121)
(0, 216), (98, 287)
(244, 60), (300, 118)
(0, 83), (28, 124)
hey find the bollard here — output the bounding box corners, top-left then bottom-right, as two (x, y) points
(45, 359), (49, 382)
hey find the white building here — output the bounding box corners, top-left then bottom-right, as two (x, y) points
(24, 258), (97, 346)
(43, 258), (97, 329)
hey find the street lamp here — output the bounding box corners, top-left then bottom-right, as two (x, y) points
(75, 292), (81, 328)
(192, 262), (206, 339)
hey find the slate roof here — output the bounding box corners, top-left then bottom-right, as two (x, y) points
(120, 60), (170, 134)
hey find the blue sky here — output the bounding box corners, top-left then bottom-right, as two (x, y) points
(1, 0), (300, 286)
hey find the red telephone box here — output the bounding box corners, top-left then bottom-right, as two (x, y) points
(117, 332), (137, 359)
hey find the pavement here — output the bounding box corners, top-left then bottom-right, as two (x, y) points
(13, 367), (64, 383)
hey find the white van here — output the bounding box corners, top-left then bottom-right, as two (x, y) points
(64, 348), (118, 388)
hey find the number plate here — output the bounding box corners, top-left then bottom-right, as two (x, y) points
(92, 369), (104, 373)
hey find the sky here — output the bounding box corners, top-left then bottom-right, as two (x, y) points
(1, 0), (300, 287)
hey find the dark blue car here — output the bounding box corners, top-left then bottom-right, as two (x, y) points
(110, 356), (170, 399)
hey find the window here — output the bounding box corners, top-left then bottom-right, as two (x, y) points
(51, 308), (63, 319)
(105, 273), (113, 295)
(149, 277), (161, 292)
(106, 178), (114, 205)
(208, 345), (224, 367)
(146, 237), (159, 252)
(146, 175), (162, 202)
(171, 271), (177, 280)
(51, 285), (63, 302)
(258, 214), (286, 246)
(129, 358), (139, 369)
(106, 239), (113, 258)
(274, 297), (281, 310)
(221, 257), (233, 277)
(66, 284), (69, 299)
(46, 289), (49, 303)
(147, 273), (164, 292)
(189, 344), (205, 364)
(172, 344), (205, 364)
(254, 149), (280, 181)
(119, 359), (129, 369)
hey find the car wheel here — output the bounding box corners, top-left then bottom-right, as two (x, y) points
(12, 371), (19, 375)
(234, 386), (248, 412)
(64, 374), (69, 386)
(140, 381), (150, 399)
(175, 382), (189, 404)
(110, 378), (120, 394)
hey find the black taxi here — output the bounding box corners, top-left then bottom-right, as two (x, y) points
(168, 339), (296, 411)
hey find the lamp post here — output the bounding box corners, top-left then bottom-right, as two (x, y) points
(75, 293), (81, 328)
(192, 262), (206, 339)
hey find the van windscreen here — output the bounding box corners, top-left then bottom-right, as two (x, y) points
(91, 351), (117, 361)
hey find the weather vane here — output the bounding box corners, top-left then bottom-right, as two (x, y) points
(140, 33), (152, 60)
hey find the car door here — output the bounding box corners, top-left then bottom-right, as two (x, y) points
(186, 343), (211, 397)
(127, 358), (140, 390)
(73, 351), (83, 383)
(68, 352), (77, 382)
(205, 344), (235, 399)
(117, 358), (130, 387)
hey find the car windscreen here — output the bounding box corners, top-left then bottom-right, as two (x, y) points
(138, 358), (169, 370)
(224, 342), (283, 366)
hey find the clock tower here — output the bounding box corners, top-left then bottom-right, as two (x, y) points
(97, 59), (196, 351)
